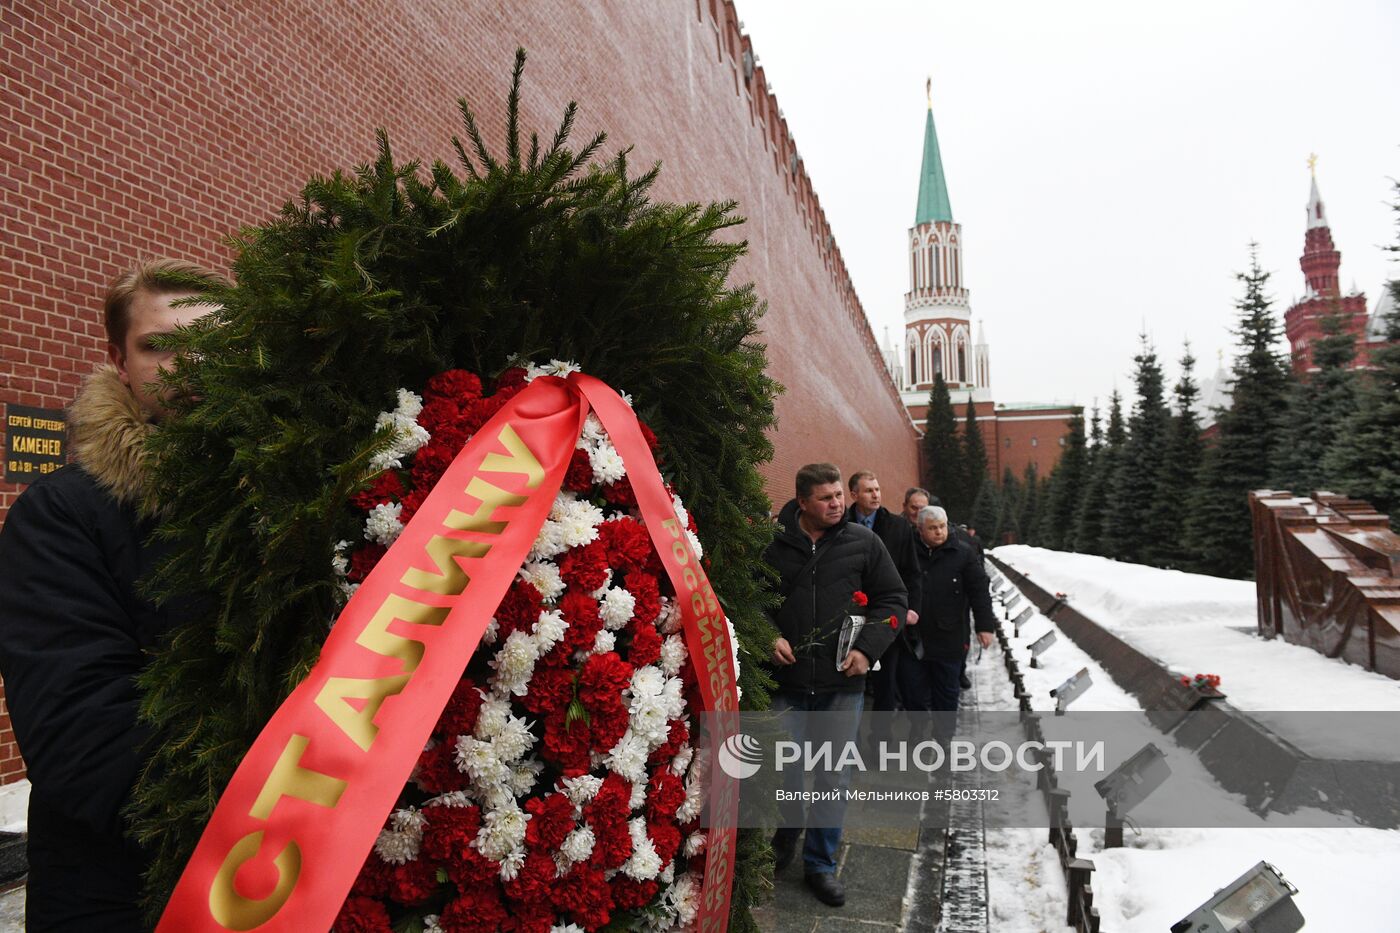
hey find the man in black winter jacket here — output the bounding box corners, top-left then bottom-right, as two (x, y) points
(764, 463), (906, 907)
(0, 260), (223, 931)
(845, 471), (920, 715)
(899, 505), (995, 714)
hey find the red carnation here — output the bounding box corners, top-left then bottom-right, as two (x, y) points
(602, 474), (638, 509)
(332, 895), (392, 933)
(351, 471), (404, 512)
(503, 849), (557, 905)
(646, 766), (687, 823)
(649, 717), (689, 766)
(588, 698), (630, 753)
(462, 393), (509, 435)
(348, 543), (387, 583)
(412, 741), (464, 794)
(524, 792), (576, 850)
(518, 664), (576, 715)
(556, 863), (614, 931)
(625, 618), (663, 667)
(541, 706), (593, 774)
(494, 578), (544, 640)
(638, 419), (661, 453)
(559, 540), (610, 594)
(888, 614), (899, 630)
(646, 816), (682, 869)
(384, 857), (439, 907)
(625, 571), (663, 625)
(437, 677), (484, 737)
(439, 885), (509, 933)
(560, 591), (605, 654)
(564, 447), (595, 492)
(599, 518), (653, 574)
(416, 396), (461, 434)
(425, 368), (482, 402)
(610, 877), (659, 910)
(408, 438), (456, 489)
(398, 484), (430, 524)
(852, 591), (868, 607)
(495, 367), (529, 391)
(579, 652), (633, 713)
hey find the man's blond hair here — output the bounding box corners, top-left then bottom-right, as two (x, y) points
(103, 259), (228, 349)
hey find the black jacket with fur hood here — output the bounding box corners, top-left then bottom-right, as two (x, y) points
(763, 499), (907, 694)
(0, 366), (184, 931)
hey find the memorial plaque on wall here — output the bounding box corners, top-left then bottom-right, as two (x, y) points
(5, 405), (67, 483)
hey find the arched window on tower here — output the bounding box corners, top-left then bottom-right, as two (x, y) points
(909, 344), (918, 386)
(928, 244), (937, 288)
(931, 338), (943, 377)
(956, 342), (967, 383)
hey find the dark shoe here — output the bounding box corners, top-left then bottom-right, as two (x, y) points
(771, 832), (798, 873)
(959, 672), (972, 690)
(804, 872), (846, 906)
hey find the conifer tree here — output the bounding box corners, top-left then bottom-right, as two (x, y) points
(1066, 403), (1103, 551)
(921, 373), (965, 514)
(1038, 410), (1087, 550)
(972, 474), (1003, 544)
(999, 465), (1024, 542)
(961, 397), (989, 521)
(1325, 184), (1400, 524)
(1017, 462), (1042, 545)
(1275, 308), (1357, 495)
(1184, 246), (1291, 577)
(1144, 344), (1204, 568)
(1103, 336), (1170, 562)
(1072, 391), (1125, 555)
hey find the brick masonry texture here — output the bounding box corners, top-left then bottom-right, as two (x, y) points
(0, 1), (919, 782)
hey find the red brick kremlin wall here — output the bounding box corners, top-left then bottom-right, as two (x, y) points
(0, 1), (918, 782)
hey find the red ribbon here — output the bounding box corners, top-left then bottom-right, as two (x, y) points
(157, 373), (740, 932)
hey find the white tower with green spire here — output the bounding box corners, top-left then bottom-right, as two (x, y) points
(900, 80), (991, 413)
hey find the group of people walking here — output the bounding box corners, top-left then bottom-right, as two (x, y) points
(763, 463), (996, 908)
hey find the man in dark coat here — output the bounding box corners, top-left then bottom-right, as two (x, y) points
(764, 463), (906, 907)
(0, 260), (223, 931)
(899, 505), (995, 715)
(845, 471), (920, 715)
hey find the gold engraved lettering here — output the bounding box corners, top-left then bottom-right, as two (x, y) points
(208, 831), (300, 930)
(313, 674), (412, 752)
(249, 735), (348, 821)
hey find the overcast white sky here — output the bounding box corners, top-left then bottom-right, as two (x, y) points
(736, 0), (1400, 407)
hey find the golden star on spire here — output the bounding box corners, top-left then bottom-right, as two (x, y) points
(1307, 152), (1318, 176)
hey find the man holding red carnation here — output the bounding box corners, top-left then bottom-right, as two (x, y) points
(763, 462), (907, 908)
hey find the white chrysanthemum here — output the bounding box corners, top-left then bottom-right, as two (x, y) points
(621, 818), (662, 880)
(588, 439), (627, 485)
(671, 494), (689, 530)
(658, 861), (675, 887)
(424, 790), (472, 809)
(337, 580), (358, 601)
(454, 735), (508, 786)
(520, 561), (565, 603)
(580, 413), (606, 444)
(544, 358), (582, 379)
(489, 630), (540, 696)
(592, 630), (616, 655)
(620, 390), (634, 408)
(599, 586), (636, 631)
(551, 496), (604, 549)
(628, 778), (647, 811)
(630, 693), (671, 746)
(364, 501), (404, 546)
(532, 609), (567, 652)
(551, 924), (586, 933)
(479, 783), (515, 812)
(331, 540), (350, 577)
(372, 807), (427, 865)
(661, 676), (686, 719)
(477, 802), (530, 860)
(669, 872), (702, 926)
(659, 634), (687, 677)
(685, 529), (703, 561)
(605, 729), (650, 783)
(494, 715), (535, 763)
(476, 694), (513, 739)
(670, 743), (694, 778)
(589, 569), (614, 600)
(395, 388), (424, 420)
(676, 777), (705, 823)
(423, 915), (444, 933)
(508, 758), (544, 796)
(481, 617), (500, 645)
(630, 666), (664, 698)
(528, 519), (569, 561)
(727, 616), (744, 699)
(657, 597), (682, 634)
(558, 825), (596, 864)
(498, 845), (527, 881)
(560, 774), (603, 806)
(684, 831), (706, 857)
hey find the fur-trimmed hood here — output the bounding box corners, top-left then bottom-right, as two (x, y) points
(68, 365), (154, 506)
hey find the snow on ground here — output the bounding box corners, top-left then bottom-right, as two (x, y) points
(993, 545), (1400, 714)
(980, 550), (1400, 932)
(0, 782), (25, 836)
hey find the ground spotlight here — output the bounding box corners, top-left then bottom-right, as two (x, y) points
(1169, 861), (1303, 933)
(1093, 742), (1169, 847)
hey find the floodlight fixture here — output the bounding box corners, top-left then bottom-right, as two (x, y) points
(1094, 742), (1170, 847)
(1169, 861), (1303, 933)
